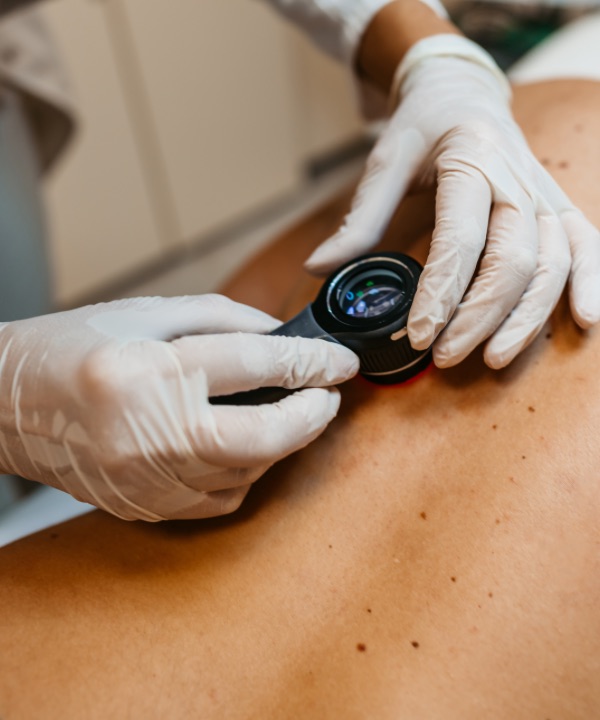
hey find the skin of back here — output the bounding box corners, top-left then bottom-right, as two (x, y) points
(0, 81), (599, 719)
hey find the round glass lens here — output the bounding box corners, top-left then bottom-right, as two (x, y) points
(338, 270), (405, 319)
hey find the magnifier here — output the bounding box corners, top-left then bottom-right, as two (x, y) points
(212, 252), (432, 405)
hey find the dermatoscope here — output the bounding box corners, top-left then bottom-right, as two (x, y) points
(212, 252), (432, 405)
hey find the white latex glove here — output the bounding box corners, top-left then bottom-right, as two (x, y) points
(0, 295), (358, 521)
(306, 35), (600, 369)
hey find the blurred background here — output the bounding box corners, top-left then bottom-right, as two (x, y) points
(0, 0), (371, 531)
(38, 0), (369, 307)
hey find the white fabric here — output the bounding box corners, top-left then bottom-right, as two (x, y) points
(263, 0), (447, 64)
(305, 33), (600, 369)
(263, 0), (390, 64)
(0, 7), (75, 172)
(263, 0), (449, 118)
(0, 296), (359, 522)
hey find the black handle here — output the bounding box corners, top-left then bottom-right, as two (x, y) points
(210, 305), (337, 406)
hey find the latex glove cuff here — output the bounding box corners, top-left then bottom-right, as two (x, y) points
(388, 34), (512, 113)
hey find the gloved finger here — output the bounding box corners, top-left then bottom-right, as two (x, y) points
(88, 454), (263, 521)
(433, 197), (538, 368)
(407, 164), (491, 350)
(113, 480), (256, 521)
(172, 333), (359, 396)
(304, 126), (428, 275)
(87, 294), (281, 342)
(176, 461), (269, 494)
(483, 213), (570, 369)
(165, 484), (255, 520)
(199, 386), (341, 467)
(561, 209), (600, 329)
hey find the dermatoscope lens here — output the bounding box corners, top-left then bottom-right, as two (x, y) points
(337, 270), (406, 320)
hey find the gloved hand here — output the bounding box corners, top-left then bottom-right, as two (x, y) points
(0, 295), (358, 521)
(306, 34), (600, 369)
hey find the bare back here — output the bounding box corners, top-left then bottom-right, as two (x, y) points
(1, 81), (599, 719)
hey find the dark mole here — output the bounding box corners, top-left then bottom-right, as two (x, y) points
(50, 533), (59, 540)
(488, 592), (494, 598)
(546, 332), (552, 339)
(411, 641), (420, 649)
(367, 608), (372, 614)
(558, 161), (569, 169)
(357, 643), (367, 652)
(420, 511), (427, 520)
(528, 406), (535, 412)
(328, 544), (332, 549)
(492, 424), (497, 430)
(522, 455), (526, 460)
(450, 576), (457, 583)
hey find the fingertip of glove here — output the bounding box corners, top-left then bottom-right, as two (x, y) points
(305, 230), (361, 275)
(327, 387), (342, 416)
(571, 283), (600, 330)
(304, 248), (340, 276)
(572, 306), (600, 331)
(408, 330), (432, 353)
(329, 343), (360, 380)
(432, 335), (472, 369)
(407, 320), (434, 353)
(282, 386), (341, 429)
(482, 348), (511, 371)
(431, 349), (457, 370)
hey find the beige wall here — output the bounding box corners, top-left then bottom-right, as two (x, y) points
(39, 0), (364, 305)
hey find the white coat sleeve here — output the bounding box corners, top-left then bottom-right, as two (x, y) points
(260, 0), (392, 64)
(260, 0), (448, 117)
(260, 0), (448, 64)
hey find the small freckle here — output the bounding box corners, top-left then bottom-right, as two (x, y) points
(411, 641), (420, 648)
(558, 161), (569, 169)
(546, 332), (552, 339)
(509, 476), (516, 483)
(528, 406), (535, 412)
(488, 592), (493, 598)
(328, 544), (332, 549)
(492, 424), (497, 430)
(367, 608), (372, 613)
(522, 455), (526, 460)
(450, 576), (456, 583)
(477, 604), (482, 608)
(420, 511), (427, 520)
(495, 518), (500, 524)
(357, 643), (367, 652)
(540, 157), (551, 166)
